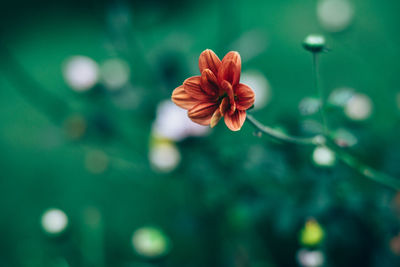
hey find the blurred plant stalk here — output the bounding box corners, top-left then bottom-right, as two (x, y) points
(246, 34), (400, 190)
(246, 114), (400, 189)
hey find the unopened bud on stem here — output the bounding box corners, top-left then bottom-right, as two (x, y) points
(303, 34), (326, 53)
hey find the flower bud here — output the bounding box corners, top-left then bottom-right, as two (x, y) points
(303, 34), (326, 53)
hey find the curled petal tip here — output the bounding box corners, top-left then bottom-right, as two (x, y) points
(224, 110), (246, 131)
(226, 51), (241, 60)
(218, 51), (242, 86)
(220, 80), (236, 114)
(200, 69), (219, 96)
(199, 49), (221, 75)
(223, 51), (241, 67)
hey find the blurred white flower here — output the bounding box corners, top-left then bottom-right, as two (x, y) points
(152, 100), (209, 142)
(345, 93), (372, 121)
(297, 249), (324, 267)
(41, 208), (68, 235)
(149, 141), (181, 173)
(299, 97), (321, 116)
(312, 146), (336, 167)
(63, 56), (99, 91)
(241, 71), (271, 110)
(334, 128), (358, 147)
(328, 87), (355, 107)
(317, 0), (354, 32)
(100, 58), (130, 90)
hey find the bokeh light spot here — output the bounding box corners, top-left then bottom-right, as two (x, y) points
(85, 150), (109, 174)
(312, 146), (336, 167)
(100, 58), (130, 90)
(328, 87), (355, 107)
(317, 0), (354, 32)
(297, 249), (324, 267)
(345, 93), (372, 121)
(64, 115), (87, 140)
(241, 71), (271, 110)
(390, 233), (400, 255)
(149, 140), (181, 172)
(299, 97), (321, 116)
(63, 56), (99, 91)
(41, 208), (68, 235)
(132, 226), (170, 258)
(300, 219), (325, 246)
(152, 100), (209, 141)
(333, 128), (358, 147)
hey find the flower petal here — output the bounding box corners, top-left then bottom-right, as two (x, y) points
(218, 51), (241, 87)
(210, 108), (222, 128)
(188, 102), (219, 126)
(171, 85), (199, 110)
(183, 76), (213, 101)
(220, 97), (230, 115)
(199, 49), (221, 75)
(224, 109), (246, 131)
(220, 80), (236, 115)
(235, 83), (255, 110)
(200, 69), (219, 96)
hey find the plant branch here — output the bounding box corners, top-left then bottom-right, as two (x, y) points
(246, 114), (400, 190)
(246, 114), (325, 146)
(312, 53), (328, 135)
(326, 140), (400, 190)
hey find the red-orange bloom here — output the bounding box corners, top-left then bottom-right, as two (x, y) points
(171, 49), (255, 131)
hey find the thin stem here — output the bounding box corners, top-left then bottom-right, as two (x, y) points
(246, 114), (325, 146)
(246, 114), (400, 190)
(312, 53), (328, 135)
(327, 140), (400, 190)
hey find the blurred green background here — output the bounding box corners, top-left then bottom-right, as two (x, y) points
(1, 0), (400, 266)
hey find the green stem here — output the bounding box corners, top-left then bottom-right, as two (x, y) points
(327, 140), (400, 189)
(312, 53), (328, 135)
(246, 114), (400, 190)
(246, 114), (325, 146)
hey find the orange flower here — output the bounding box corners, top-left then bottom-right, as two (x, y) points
(171, 49), (255, 131)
